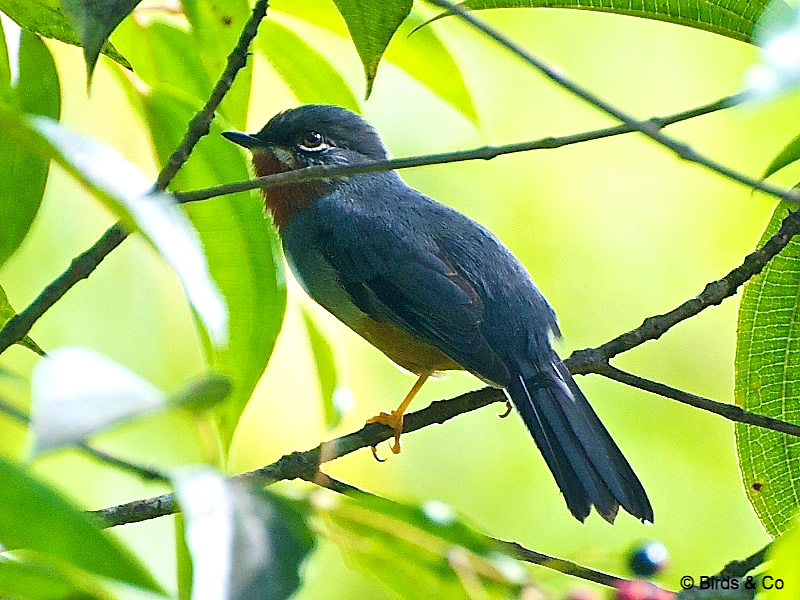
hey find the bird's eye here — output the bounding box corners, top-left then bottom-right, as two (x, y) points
(299, 130), (325, 150)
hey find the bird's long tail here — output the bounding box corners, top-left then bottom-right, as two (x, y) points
(506, 361), (653, 523)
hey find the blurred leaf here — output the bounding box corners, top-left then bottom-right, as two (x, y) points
(0, 30), (60, 269)
(0, 284), (45, 356)
(259, 19), (359, 111)
(0, 558), (103, 600)
(764, 519), (800, 598)
(121, 82), (286, 452)
(181, 0), (251, 129)
(0, 111), (229, 346)
(763, 131), (800, 180)
(169, 373), (232, 413)
(175, 514), (193, 600)
(301, 308), (341, 428)
(0, 454), (160, 591)
(0, 0), (131, 68)
(735, 202), (800, 537)
(113, 19), (212, 103)
(173, 467), (315, 600)
(30, 347), (165, 455)
(422, 0), (794, 44)
(387, 10), (477, 122)
(313, 491), (530, 598)
(59, 0), (141, 79)
(0, 18), (10, 94)
(332, 0), (412, 97)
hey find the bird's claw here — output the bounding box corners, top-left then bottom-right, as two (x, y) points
(366, 410), (404, 457)
(498, 400), (513, 418)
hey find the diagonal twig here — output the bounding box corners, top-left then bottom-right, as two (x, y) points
(426, 0), (800, 205)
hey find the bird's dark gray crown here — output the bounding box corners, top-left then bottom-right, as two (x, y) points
(255, 104), (389, 161)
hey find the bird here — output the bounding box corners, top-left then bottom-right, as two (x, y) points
(223, 104), (653, 523)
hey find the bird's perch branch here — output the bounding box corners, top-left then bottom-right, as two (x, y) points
(90, 203), (800, 528)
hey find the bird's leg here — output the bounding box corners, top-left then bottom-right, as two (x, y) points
(367, 370), (432, 455)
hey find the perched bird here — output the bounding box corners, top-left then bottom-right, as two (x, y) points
(223, 105), (653, 523)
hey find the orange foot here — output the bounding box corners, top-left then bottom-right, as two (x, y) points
(366, 410), (405, 456)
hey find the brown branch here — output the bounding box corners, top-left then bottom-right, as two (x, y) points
(566, 208), (800, 374)
(426, 0), (800, 205)
(174, 92), (743, 204)
(595, 364), (800, 438)
(88, 206), (800, 529)
(0, 0), (270, 356)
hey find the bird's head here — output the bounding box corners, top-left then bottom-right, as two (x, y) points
(223, 104), (389, 230)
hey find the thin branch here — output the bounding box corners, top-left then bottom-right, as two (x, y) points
(175, 92), (743, 204)
(566, 208), (800, 375)
(310, 472), (647, 592)
(90, 387), (505, 527)
(0, 396), (167, 482)
(426, 0), (800, 205)
(0, 0), (270, 357)
(595, 363), (800, 438)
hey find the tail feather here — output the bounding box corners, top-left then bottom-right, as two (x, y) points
(507, 368), (653, 523)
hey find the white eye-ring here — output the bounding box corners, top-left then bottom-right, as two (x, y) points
(299, 130), (329, 152)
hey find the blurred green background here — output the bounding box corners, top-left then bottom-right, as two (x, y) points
(2, 1), (797, 596)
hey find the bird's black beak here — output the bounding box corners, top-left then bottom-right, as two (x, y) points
(222, 131), (267, 149)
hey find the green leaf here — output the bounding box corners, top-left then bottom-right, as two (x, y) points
(259, 19), (359, 112)
(0, 455), (160, 591)
(169, 373), (232, 413)
(764, 132), (800, 180)
(735, 202), (800, 537)
(0, 558), (104, 600)
(0, 0), (131, 69)
(301, 309), (342, 428)
(0, 284), (45, 356)
(313, 491), (530, 598)
(0, 19), (12, 100)
(181, 0), (251, 129)
(386, 10), (477, 122)
(1, 110), (229, 345)
(764, 519), (800, 598)
(332, 0), (413, 97)
(423, 0), (794, 45)
(173, 468), (315, 600)
(175, 514), (193, 600)
(59, 0), (141, 80)
(123, 83), (285, 452)
(0, 30), (60, 269)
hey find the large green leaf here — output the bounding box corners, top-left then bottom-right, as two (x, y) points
(59, 0), (141, 79)
(173, 467), (315, 599)
(0, 0), (130, 68)
(181, 0), (251, 129)
(332, 0), (412, 97)
(0, 284), (45, 356)
(0, 29), (60, 269)
(0, 455), (160, 591)
(122, 83), (285, 452)
(314, 491), (530, 598)
(0, 559), (104, 600)
(735, 202), (800, 537)
(259, 19), (359, 112)
(764, 520), (800, 598)
(425, 0), (794, 44)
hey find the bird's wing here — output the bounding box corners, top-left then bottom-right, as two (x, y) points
(315, 201), (509, 383)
